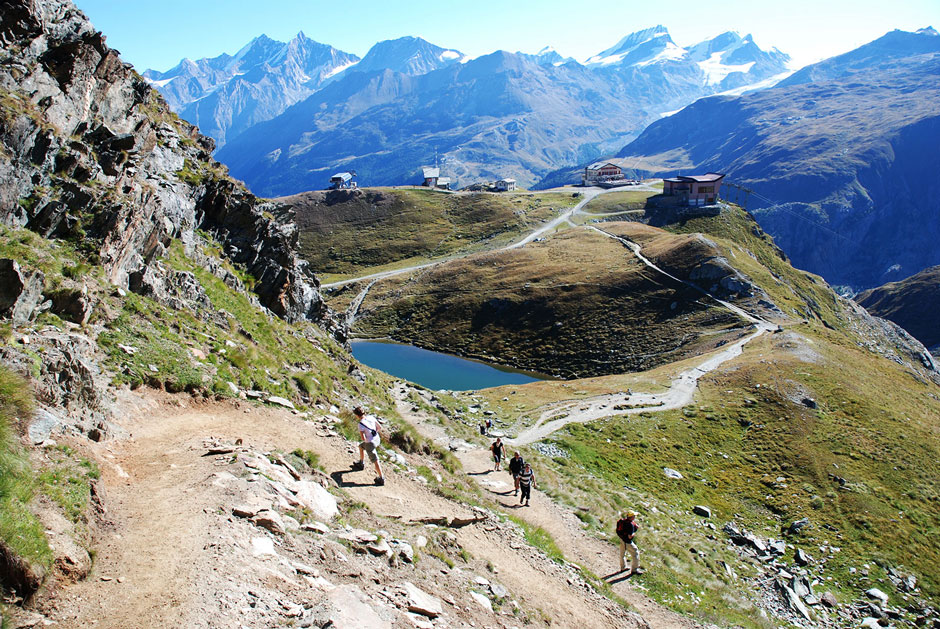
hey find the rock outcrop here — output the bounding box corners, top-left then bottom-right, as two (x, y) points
(0, 0), (332, 326)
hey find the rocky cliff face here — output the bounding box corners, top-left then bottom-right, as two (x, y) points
(0, 0), (346, 445)
(857, 265), (940, 354)
(0, 0), (331, 325)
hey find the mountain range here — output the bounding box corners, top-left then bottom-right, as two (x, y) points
(605, 27), (940, 290)
(146, 27), (789, 194)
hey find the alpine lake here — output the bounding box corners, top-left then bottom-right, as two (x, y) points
(350, 339), (552, 391)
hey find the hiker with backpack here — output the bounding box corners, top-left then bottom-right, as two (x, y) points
(508, 451), (525, 496)
(491, 437), (506, 471)
(615, 511), (640, 574)
(351, 406), (385, 486)
(518, 462), (536, 506)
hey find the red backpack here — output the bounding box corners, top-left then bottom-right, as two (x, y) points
(616, 518), (637, 542)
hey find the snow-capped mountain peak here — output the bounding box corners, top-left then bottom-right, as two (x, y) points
(585, 25), (685, 67)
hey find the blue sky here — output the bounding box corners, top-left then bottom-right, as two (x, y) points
(75, 0), (939, 72)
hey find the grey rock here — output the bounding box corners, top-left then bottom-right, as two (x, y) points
(867, 588), (890, 605)
(795, 548), (811, 566)
(308, 584), (391, 628)
(768, 539), (786, 555)
(663, 467), (684, 479)
(821, 591), (838, 608)
(490, 583), (509, 599)
(28, 408), (61, 445)
(787, 518), (810, 535)
(402, 581), (443, 618)
(0, 259), (44, 325)
(778, 581), (811, 620)
(692, 505), (712, 518)
(266, 395), (295, 409)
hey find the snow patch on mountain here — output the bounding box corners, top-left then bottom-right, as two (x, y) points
(323, 60), (359, 79)
(635, 42), (689, 67)
(697, 53), (756, 85)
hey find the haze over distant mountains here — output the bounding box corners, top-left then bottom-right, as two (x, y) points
(608, 27), (940, 290)
(145, 26), (790, 194)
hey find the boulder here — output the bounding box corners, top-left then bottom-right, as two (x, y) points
(0, 260), (45, 325)
(820, 591), (838, 608)
(251, 510), (286, 535)
(787, 518), (810, 535)
(778, 581), (811, 620)
(48, 285), (93, 324)
(468, 590), (493, 612)
(266, 396), (295, 410)
(28, 408), (61, 445)
(366, 539), (391, 556)
(663, 467), (684, 479)
(292, 479), (338, 521)
(795, 548), (811, 566)
(692, 505), (712, 518)
(866, 588), (889, 606)
(402, 582), (443, 618)
(309, 584), (391, 629)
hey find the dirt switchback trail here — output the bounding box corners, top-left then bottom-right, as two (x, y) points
(392, 386), (705, 629)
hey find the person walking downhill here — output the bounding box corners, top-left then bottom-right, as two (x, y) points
(615, 511), (640, 574)
(508, 451), (525, 496)
(350, 406), (385, 486)
(491, 437), (506, 471)
(518, 463), (536, 506)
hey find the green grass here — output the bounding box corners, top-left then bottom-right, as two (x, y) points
(508, 515), (565, 564)
(0, 367), (52, 570)
(353, 227), (746, 378)
(296, 188), (579, 277)
(37, 446), (100, 524)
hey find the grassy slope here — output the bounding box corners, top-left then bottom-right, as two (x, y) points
(466, 207), (940, 625)
(354, 226), (747, 378)
(289, 188), (579, 280)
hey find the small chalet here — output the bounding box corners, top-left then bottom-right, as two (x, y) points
(494, 178), (516, 192)
(582, 162), (624, 185)
(329, 171), (356, 189)
(422, 167), (440, 188)
(662, 173), (725, 206)
(436, 177), (452, 190)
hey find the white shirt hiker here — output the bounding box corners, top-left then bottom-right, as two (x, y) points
(358, 414), (380, 445)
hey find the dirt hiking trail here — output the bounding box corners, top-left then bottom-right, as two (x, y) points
(40, 392), (649, 628)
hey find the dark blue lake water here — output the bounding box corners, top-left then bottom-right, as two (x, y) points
(351, 340), (549, 391)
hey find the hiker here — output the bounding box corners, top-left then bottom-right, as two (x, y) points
(485, 417), (493, 433)
(508, 451), (525, 496)
(518, 462), (536, 506)
(351, 406), (385, 486)
(615, 511), (640, 574)
(490, 437), (506, 471)
(480, 422), (487, 436)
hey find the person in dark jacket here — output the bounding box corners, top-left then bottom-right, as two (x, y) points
(615, 511), (639, 573)
(508, 452), (525, 496)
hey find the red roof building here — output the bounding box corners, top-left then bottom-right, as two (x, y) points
(662, 173), (725, 206)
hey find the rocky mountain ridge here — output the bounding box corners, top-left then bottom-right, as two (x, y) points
(857, 265), (940, 355)
(142, 32), (358, 148)
(603, 27), (940, 289)
(148, 26), (789, 193)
